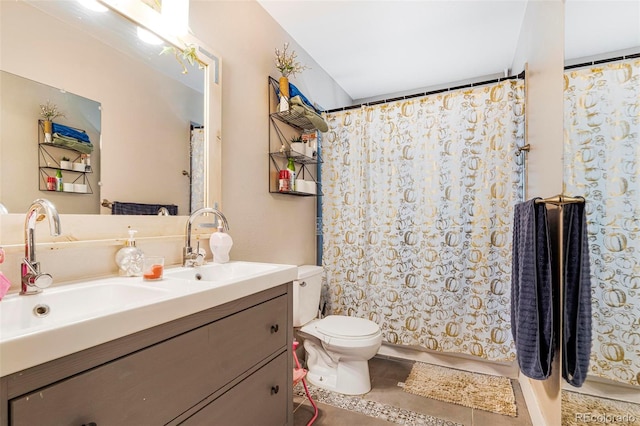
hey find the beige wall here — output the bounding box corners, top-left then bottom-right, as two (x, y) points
(510, 1), (565, 425)
(189, 1), (351, 266)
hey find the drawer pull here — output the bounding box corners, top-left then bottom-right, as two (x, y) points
(270, 324), (279, 334)
(271, 385), (280, 395)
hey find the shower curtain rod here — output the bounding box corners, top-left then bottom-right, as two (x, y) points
(564, 52), (640, 71)
(324, 70), (526, 114)
(535, 194), (585, 206)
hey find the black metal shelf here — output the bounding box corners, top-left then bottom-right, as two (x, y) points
(268, 76), (322, 197)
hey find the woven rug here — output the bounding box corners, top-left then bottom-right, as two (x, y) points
(399, 362), (517, 417)
(562, 390), (640, 426)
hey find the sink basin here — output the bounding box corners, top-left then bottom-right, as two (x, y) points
(0, 280), (171, 339)
(0, 261), (297, 378)
(165, 261), (279, 283)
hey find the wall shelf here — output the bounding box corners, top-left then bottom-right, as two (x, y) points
(37, 120), (94, 194)
(268, 77), (322, 197)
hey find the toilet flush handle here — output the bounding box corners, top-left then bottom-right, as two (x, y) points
(299, 280), (307, 287)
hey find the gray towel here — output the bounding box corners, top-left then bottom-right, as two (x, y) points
(112, 202), (178, 216)
(562, 201), (592, 387)
(511, 198), (554, 380)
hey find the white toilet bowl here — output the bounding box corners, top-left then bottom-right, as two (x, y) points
(298, 315), (382, 395)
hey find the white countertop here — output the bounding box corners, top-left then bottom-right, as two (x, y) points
(0, 261), (297, 377)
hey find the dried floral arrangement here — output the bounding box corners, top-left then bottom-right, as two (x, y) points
(39, 100), (65, 121)
(275, 42), (308, 78)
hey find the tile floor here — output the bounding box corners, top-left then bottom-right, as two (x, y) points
(293, 356), (533, 426)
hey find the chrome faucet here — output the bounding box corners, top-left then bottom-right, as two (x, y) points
(22, 199), (61, 295)
(183, 207), (229, 267)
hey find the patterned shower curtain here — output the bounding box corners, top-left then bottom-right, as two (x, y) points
(322, 80), (525, 362)
(564, 58), (640, 386)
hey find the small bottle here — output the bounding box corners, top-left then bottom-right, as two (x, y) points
(115, 229), (144, 276)
(209, 225), (233, 264)
(279, 169), (290, 192)
(55, 169), (63, 192)
(287, 158), (296, 192)
(85, 154), (91, 171)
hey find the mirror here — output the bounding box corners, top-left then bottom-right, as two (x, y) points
(0, 0), (211, 215)
(562, 1), (640, 424)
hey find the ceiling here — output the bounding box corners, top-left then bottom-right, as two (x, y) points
(259, 0), (640, 102)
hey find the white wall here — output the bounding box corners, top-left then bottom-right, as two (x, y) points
(510, 1), (565, 425)
(189, 1), (351, 266)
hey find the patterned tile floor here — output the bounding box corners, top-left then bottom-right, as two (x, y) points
(293, 356), (533, 426)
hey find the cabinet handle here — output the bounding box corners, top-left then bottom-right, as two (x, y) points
(270, 324), (279, 334)
(271, 385), (280, 395)
(82, 423), (97, 426)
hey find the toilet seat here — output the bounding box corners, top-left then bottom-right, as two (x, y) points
(316, 315), (380, 340)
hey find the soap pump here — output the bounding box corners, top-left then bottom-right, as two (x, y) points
(115, 228), (144, 276)
(209, 225), (233, 264)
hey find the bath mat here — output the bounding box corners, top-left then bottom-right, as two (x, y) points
(399, 362), (517, 417)
(562, 390), (640, 426)
(294, 382), (463, 426)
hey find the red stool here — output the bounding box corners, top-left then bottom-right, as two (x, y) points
(293, 340), (318, 425)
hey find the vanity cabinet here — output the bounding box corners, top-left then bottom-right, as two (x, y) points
(0, 284), (293, 426)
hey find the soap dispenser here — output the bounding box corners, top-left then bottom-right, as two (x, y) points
(209, 225), (233, 264)
(115, 229), (144, 276)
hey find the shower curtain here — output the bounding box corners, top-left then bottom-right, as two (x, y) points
(322, 80), (525, 361)
(564, 58), (640, 386)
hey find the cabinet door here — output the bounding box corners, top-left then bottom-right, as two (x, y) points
(181, 352), (288, 426)
(9, 296), (288, 426)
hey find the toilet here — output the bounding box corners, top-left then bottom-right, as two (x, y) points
(294, 265), (383, 395)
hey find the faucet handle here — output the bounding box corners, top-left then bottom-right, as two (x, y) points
(26, 272), (54, 289)
(22, 258), (53, 290)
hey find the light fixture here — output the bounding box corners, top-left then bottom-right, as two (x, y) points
(161, 0), (189, 37)
(137, 26), (163, 45)
(76, 0), (108, 13)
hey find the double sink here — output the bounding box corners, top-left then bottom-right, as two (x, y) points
(0, 261), (297, 377)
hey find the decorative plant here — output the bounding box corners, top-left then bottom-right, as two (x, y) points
(290, 135), (303, 143)
(274, 42), (308, 78)
(39, 100), (65, 121)
(161, 43), (205, 74)
(61, 156), (70, 162)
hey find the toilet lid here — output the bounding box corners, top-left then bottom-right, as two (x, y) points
(316, 315), (380, 338)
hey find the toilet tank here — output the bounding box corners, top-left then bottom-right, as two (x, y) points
(293, 265), (324, 327)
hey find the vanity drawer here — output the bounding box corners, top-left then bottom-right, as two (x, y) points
(180, 352), (288, 426)
(9, 295), (288, 426)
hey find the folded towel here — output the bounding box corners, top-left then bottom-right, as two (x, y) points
(562, 201), (592, 387)
(290, 96), (329, 132)
(52, 122), (91, 143)
(112, 202), (178, 216)
(511, 198), (555, 380)
(52, 134), (94, 154)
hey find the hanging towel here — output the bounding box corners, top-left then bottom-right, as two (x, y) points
(112, 202), (178, 216)
(562, 201), (592, 387)
(511, 198), (554, 380)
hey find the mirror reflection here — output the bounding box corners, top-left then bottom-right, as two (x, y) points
(0, 0), (205, 215)
(562, 1), (640, 423)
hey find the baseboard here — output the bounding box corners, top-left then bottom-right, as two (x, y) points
(563, 376), (640, 404)
(377, 343), (519, 378)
